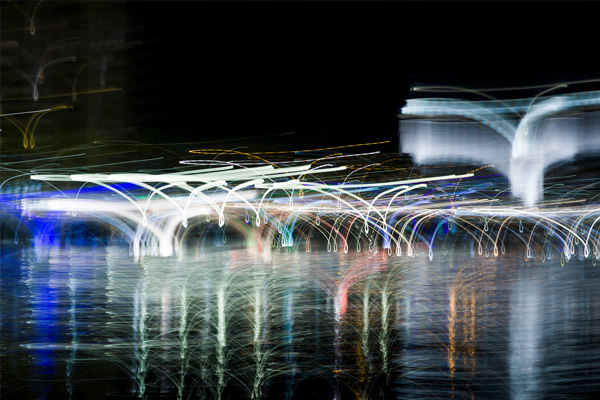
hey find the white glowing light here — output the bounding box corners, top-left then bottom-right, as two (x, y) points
(400, 89), (600, 206)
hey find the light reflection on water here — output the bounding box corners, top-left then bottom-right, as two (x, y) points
(2, 243), (600, 399)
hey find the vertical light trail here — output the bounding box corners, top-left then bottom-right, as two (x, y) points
(361, 285), (371, 373)
(133, 281), (149, 399)
(447, 286), (457, 396)
(509, 281), (541, 400)
(251, 278), (267, 400)
(160, 284), (172, 394)
(468, 290), (476, 376)
(216, 280), (227, 400)
(197, 267), (214, 399)
(379, 286), (391, 377)
(66, 262), (78, 400)
(283, 287), (295, 400)
(176, 285), (188, 400)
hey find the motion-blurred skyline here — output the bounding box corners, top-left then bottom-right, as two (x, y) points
(2, 1), (599, 162)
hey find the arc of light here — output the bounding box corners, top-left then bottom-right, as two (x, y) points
(28, 176), (74, 208)
(292, 208), (351, 253)
(254, 165), (349, 215)
(179, 181), (228, 227)
(489, 215), (523, 257)
(232, 165), (305, 206)
(440, 213), (495, 256)
(429, 216), (454, 256)
(294, 164), (349, 201)
(73, 182), (94, 217)
(484, 213), (563, 259)
(328, 212), (351, 253)
(374, 183), (428, 223)
(2, 173), (35, 191)
(33, 55), (78, 100)
(344, 210), (401, 254)
(155, 209), (200, 257)
(219, 179), (265, 227)
(131, 214), (170, 260)
(279, 207), (311, 248)
(307, 211), (354, 253)
(583, 215), (600, 258)
(40, 200), (162, 261)
(366, 184), (423, 248)
(143, 182), (182, 214)
(512, 95), (566, 158)
(94, 212), (137, 246)
(94, 208), (156, 250)
(256, 181), (309, 218)
(425, 210), (498, 257)
(449, 213), (498, 255)
(303, 213), (329, 251)
(260, 180), (379, 234)
(74, 176), (188, 226)
(72, 59), (104, 101)
(516, 83), (570, 141)
(342, 215), (370, 253)
(570, 208), (600, 257)
(302, 181), (390, 233)
(393, 209), (454, 255)
(568, 205), (600, 235)
(379, 211), (409, 252)
(76, 175), (220, 224)
(402, 209), (447, 255)
(137, 181), (224, 228)
(483, 208), (585, 258)
(527, 212), (587, 259)
(525, 217), (568, 260)
(336, 162), (381, 206)
(4, 105), (73, 148)
(67, 178), (146, 224)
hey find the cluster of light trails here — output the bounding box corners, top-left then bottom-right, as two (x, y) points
(2, 137), (599, 269)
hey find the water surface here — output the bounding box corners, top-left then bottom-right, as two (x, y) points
(2, 244), (600, 399)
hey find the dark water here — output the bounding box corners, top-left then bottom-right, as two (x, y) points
(2, 243), (600, 399)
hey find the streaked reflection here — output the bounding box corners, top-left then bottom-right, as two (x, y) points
(509, 279), (541, 400)
(3, 244), (600, 399)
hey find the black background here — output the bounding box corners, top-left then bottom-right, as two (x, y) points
(2, 1), (599, 157)
(123, 1), (600, 150)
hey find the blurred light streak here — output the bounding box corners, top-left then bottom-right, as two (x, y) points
(0, 133), (597, 274)
(2, 105), (74, 148)
(400, 88), (600, 207)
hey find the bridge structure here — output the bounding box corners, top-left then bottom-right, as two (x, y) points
(399, 87), (600, 207)
(1, 164), (479, 262)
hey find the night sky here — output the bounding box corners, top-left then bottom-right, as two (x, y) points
(2, 1), (599, 162)
(125, 1), (600, 149)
